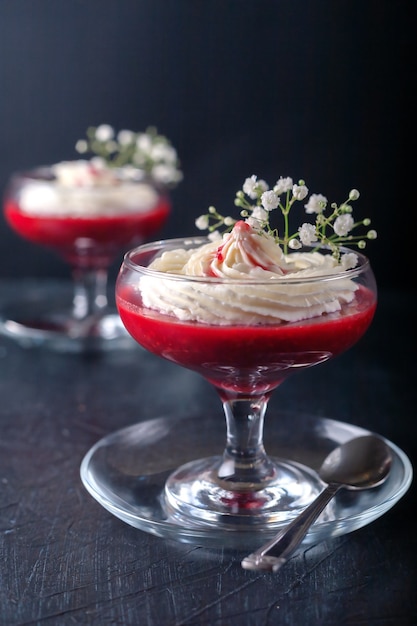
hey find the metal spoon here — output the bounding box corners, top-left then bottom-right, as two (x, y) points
(241, 435), (392, 573)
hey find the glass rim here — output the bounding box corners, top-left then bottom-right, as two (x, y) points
(122, 236), (372, 285)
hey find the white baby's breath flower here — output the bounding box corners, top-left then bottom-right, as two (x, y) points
(334, 214), (354, 236)
(246, 206), (268, 228)
(245, 216), (258, 228)
(75, 139), (88, 154)
(151, 143), (177, 163)
(208, 230), (222, 242)
(152, 163), (182, 185)
(243, 175), (260, 199)
(76, 124), (182, 187)
(251, 206), (268, 221)
(195, 215), (209, 230)
(261, 190), (280, 211)
(197, 173), (376, 265)
(257, 179), (269, 193)
(298, 223), (318, 245)
(304, 193), (327, 214)
(117, 129), (135, 145)
(349, 189), (360, 201)
(341, 252), (358, 270)
(95, 124), (114, 142)
(274, 176), (293, 195)
(136, 133), (153, 153)
(292, 184), (309, 201)
(288, 238), (302, 249)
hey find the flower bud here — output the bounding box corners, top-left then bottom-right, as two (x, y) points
(288, 238), (302, 249)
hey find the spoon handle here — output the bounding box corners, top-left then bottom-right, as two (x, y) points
(241, 483), (340, 572)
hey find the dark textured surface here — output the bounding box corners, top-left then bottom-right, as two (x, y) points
(0, 282), (415, 625)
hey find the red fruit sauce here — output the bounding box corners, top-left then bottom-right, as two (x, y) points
(116, 284), (376, 395)
(4, 198), (170, 268)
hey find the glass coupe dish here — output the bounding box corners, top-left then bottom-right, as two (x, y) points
(80, 236), (412, 547)
(1, 166), (171, 352)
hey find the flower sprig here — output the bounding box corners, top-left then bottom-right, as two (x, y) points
(75, 124), (183, 187)
(195, 175), (377, 263)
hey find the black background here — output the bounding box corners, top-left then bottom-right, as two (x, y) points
(0, 0), (414, 287)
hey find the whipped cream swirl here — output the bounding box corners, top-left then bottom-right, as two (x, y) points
(140, 221), (358, 325)
(17, 160), (160, 218)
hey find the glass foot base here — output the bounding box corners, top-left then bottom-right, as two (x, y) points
(0, 282), (136, 353)
(165, 456), (324, 528)
(80, 412), (412, 549)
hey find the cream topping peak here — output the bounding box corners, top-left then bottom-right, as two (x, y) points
(202, 221), (289, 278)
(139, 222), (359, 325)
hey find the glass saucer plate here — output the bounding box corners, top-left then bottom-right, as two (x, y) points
(0, 281), (136, 352)
(80, 411), (413, 550)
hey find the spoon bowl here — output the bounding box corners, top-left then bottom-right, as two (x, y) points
(319, 435), (392, 488)
(241, 435), (392, 572)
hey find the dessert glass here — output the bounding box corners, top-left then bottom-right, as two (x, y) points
(1, 166), (171, 352)
(80, 235), (412, 548)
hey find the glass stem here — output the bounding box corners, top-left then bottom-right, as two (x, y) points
(217, 397), (278, 491)
(71, 267), (109, 320)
